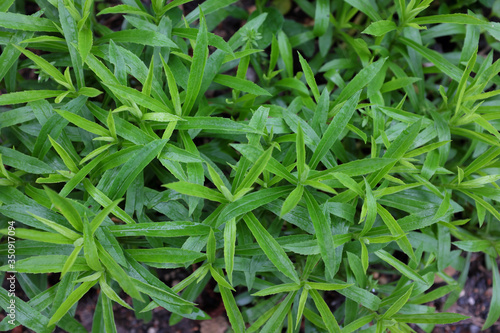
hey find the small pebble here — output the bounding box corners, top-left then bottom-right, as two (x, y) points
(470, 325), (480, 333)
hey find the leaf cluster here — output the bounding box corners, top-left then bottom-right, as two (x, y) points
(1, 0), (500, 332)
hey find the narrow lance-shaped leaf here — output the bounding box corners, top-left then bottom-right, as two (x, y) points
(304, 190), (336, 279)
(235, 145), (274, 193)
(104, 139), (167, 200)
(49, 280), (98, 326)
(164, 181), (228, 203)
(44, 186), (83, 232)
(83, 216), (102, 271)
(298, 52), (320, 101)
(261, 291), (298, 333)
(13, 45), (71, 89)
(216, 267), (246, 333)
(224, 218), (236, 284)
(280, 185), (304, 217)
(243, 213), (300, 284)
(334, 58), (386, 106)
(310, 90), (361, 168)
(309, 289), (341, 333)
(183, 8), (208, 116)
(483, 255), (500, 329)
(382, 284), (414, 319)
(375, 249), (426, 284)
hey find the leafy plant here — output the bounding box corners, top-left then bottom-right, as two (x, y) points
(1, 0), (500, 332)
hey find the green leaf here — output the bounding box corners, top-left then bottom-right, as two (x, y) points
(313, 0), (330, 37)
(304, 190), (336, 279)
(27, 213), (81, 241)
(280, 185), (304, 217)
(126, 247), (205, 264)
(0, 0), (15, 11)
(107, 222), (211, 237)
(310, 289), (341, 333)
(58, 0), (84, 88)
(165, 181), (228, 203)
(483, 255), (500, 329)
(331, 172), (364, 196)
(0, 255), (89, 273)
(96, 243), (143, 301)
(363, 20), (398, 36)
(48, 135), (79, 173)
(413, 14), (486, 25)
(252, 283), (301, 296)
(49, 280), (98, 326)
(341, 314), (376, 333)
(360, 179), (377, 236)
(224, 218), (236, 284)
(307, 282), (353, 291)
(377, 204), (415, 261)
(183, 9), (208, 116)
(400, 37), (462, 82)
(207, 229), (216, 264)
(231, 144), (297, 183)
(44, 186), (83, 232)
(104, 139), (167, 200)
(335, 57), (386, 106)
(217, 267), (246, 333)
(0, 90), (66, 106)
(61, 242), (84, 277)
(261, 291), (298, 333)
(453, 240), (492, 252)
(98, 30), (177, 48)
(217, 186), (293, 226)
(277, 30), (293, 77)
(337, 285), (381, 311)
(0, 287), (51, 332)
(0, 12), (59, 32)
(0, 228), (73, 244)
(176, 117), (260, 134)
(209, 265), (234, 290)
(375, 249), (426, 284)
(236, 146), (274, 192)
(296, 288), (309, 328)
(83, 217), (102, 271)
(392, 313), (469, 324)
(132, 277), (194, 311)
(60, 152), (108, 198)
(243, 213), (300, 284)
(55, 109), (109, 136)
(97, 4), (155, 19)
(298, 52), (320, 101)
(380, 77), (422, 93)
(213, 74), (272, 96)
(161, 55), (182, 116)
(0, 146), (54, 174)
(382, 284), (414, 318)
(368, 120), (422, 186)
(182, 0), (238, 26)
(345, 0), (381, 21)
(78, 26), (93, 62)
(310, 90), (361, 168)
(13, 45), (71, 88)
(104, 83), (174, 115)
(83, 179), (135, 225)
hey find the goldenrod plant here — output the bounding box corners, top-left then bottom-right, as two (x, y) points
(0, 0), (499, 332)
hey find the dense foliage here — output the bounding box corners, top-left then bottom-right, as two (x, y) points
(1, 0), (500, 332)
